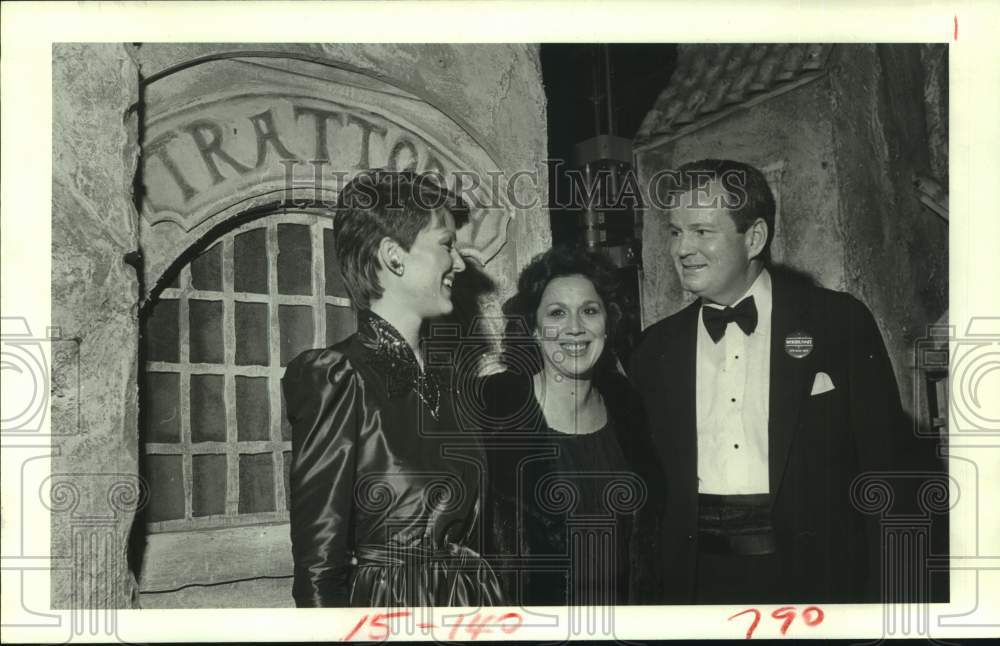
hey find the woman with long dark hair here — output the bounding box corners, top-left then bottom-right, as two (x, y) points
(282, 170), (502, 607)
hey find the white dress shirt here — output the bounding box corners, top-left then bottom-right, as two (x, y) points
(696, 269), (772, 494)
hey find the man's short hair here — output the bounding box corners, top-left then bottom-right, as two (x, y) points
(332, 170), (469, 310)
(675, 159), (776, 263)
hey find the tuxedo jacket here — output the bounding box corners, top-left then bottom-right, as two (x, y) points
(629, 270), (907, 603)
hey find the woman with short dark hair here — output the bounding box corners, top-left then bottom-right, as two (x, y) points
(482, 245), (661, 606)
(282, 170), (502, 607)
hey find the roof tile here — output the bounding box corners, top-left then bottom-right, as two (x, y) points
(637, 44), (834, 142)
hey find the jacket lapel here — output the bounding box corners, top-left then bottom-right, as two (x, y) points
(768, 273), (815, 499)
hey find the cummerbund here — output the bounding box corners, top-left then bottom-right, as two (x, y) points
(697, 493), (777, 556)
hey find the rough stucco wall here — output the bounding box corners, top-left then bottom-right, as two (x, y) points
(634, 145), (678, 326)
(51, 44), (141, 608)
(828, 44), (948, 418)
(133, 43), (550, 278)
(919, 44), (949, 185)
(636, 77), (843, 327)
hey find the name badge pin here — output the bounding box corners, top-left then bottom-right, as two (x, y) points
(785, 331), (814, 358)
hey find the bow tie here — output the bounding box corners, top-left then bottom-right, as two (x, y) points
(702, 296), (758, 343)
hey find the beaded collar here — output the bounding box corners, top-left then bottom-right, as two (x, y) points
(357, 310), (443, 420)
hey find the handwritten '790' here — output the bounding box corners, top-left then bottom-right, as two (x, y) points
(729, 606), (825, 639)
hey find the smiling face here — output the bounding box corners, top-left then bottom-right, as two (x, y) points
(535, 274), (607, 380)
(667, 180), (763, 306)
(398, 208), (466, 320)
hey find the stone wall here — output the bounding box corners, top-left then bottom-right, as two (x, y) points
(51, 43), (142, 609)
(828, 45), (948, 414)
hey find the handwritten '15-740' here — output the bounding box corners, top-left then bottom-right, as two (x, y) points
(341, 611), (523, 641)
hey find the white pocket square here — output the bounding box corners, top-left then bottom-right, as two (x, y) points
(811, 371), (835, 395)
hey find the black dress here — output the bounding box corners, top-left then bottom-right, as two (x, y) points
(481, 370), (661, 606)
(282, 310), (502, 607)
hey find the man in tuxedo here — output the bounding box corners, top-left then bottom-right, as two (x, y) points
(630, 159), (907, 604)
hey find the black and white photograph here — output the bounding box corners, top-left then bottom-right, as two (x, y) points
(1, 2), (998, 643)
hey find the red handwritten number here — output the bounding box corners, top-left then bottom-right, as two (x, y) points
(467, 613), (493, 639)
(771, 607), (796, 636)
(802, 605), (825, 627)
(368, 611), (410, 641)
(498, 612), (523, 634)
(730, 606), (825, 639)
(341, 614), (368, 642)
(447, 614), (464, 641)
(346, 610), (523, 641)
(728, 608), (762, 640)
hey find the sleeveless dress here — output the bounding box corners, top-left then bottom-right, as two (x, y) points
(282, 310), (502, 607)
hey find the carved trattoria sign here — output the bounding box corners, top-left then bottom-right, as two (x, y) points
(141, 65), (514, 281)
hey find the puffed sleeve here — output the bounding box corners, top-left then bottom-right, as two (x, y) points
(282, 348), (362, 607)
